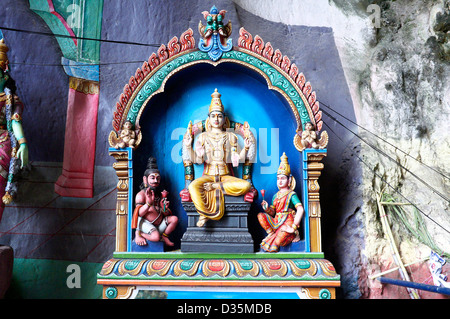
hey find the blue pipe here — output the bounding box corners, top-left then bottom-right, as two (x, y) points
(378, 276), (450, 296)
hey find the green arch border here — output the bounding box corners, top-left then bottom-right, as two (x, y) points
(122, 47), (314, 132)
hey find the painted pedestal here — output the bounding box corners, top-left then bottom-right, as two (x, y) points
(181, 196), (254, 253)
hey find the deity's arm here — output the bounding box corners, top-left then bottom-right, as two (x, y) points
(136, 193), (147, 216)
(263, 194), (276, 216)
(291, 193), (304, 226)
(193, 133), (206, 164)
(135, 191), (151, 217)
(238, 136), (252, 162)
(229, 133), (238, 154)
(228, 133), (241, 166)
(11, 97), (28, 168)
(183, 133), (204, 164)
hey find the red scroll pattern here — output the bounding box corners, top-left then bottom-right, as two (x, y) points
(112, 29), (196, 131)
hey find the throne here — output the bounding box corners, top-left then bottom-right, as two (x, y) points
(179, 118), (258, 253)
(98, 6), (340, 300)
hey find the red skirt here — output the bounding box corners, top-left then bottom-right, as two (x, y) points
(258, 212), (295, 252)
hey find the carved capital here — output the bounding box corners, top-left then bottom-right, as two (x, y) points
(306, 153), (325, 218)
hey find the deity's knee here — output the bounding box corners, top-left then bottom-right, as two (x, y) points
(188, 179), (201, 193)
(222, 176), (251, 196)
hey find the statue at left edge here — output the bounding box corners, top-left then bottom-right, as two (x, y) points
(0, 36), (29, 222)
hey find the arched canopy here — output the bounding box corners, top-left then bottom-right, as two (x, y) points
(111, 28), (324, 148)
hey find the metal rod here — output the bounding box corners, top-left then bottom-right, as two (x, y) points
(368, 257), (429, 280)
(379, 202), (413, 206)
(376, 193), (420, 299)
(378, 276), (450, 296)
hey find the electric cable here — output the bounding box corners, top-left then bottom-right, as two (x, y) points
(9, 60), (143, 67)
(322, 120), (450, 235)
(318, 99), (450, 181)
(0, 26), (162, 48)
(320, 107), (450, 203)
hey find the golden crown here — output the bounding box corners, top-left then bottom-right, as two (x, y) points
(277, 152), (291, 176)
(209, 88), (224, 113)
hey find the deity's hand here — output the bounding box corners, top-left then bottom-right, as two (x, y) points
(17, 144), (29, 169)
(244, 137), (251, 149)
(160, 198), (170, 209)
(145, 188), (155, 206)
(231, 152), (239, 167)
(183, 133), (193, 147)
(261, 200), (269, 211)
(195, 140), (204, 157)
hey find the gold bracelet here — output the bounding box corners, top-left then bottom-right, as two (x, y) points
(18, 138), (27, 145)
(11, 113), (22, 121)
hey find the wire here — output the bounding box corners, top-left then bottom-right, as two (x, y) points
(318, 100), (450, 181)
(320, 107), (450, 203)
(9, 60), (144, 67)
(322, 120), (450, 235)
(0, 26), (162, 48)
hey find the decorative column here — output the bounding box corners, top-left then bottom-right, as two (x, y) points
(54, 77), (99, 197)
(30, 0), (104, 197)
(303, 149), (327, 252)
(109, 149), (132, 252)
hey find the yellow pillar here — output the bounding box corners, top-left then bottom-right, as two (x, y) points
(110, 150), (130, 252)
(306, 152), (326, 252)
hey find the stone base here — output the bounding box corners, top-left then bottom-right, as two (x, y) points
(258, 240), (306, 253)
(131, 240), (164, 253)
(180, 196), (254, 253)
(55, 169), (94, 198)
(279, 240), (306, 252)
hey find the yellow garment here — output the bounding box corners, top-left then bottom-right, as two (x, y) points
(188, 174), (251, 220)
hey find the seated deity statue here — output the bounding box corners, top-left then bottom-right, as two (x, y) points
(294, 121), (328, 151)
(182, 89), (253, 227)
(258, 153), (304, 252)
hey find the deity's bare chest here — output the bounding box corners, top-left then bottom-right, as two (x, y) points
(204, 132), (229, 161)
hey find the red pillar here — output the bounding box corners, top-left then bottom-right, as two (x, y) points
(55, 77), (99, 198)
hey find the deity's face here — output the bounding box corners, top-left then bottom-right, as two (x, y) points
(305, 122), (314, 131)
(277, 174), (290, 189)
(209, 111), (225, 129)
(123, 121), (132, 130)
(144, 173), (161, 190)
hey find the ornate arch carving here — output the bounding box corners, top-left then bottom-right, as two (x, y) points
(109, 27), (325, 151)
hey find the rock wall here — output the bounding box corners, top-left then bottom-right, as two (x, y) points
(350, 0), (450, 299)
